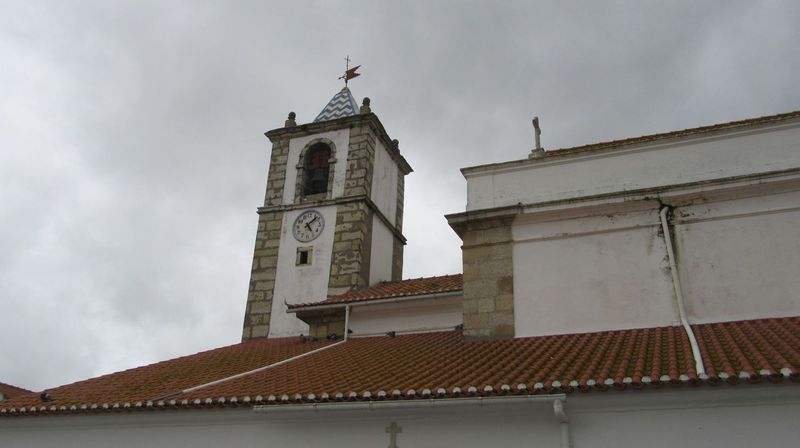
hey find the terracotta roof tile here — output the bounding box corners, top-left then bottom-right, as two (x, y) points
(0, 336), (330, 411)
(289, 274), (462, 309)
(2, 317), (797, 415)
(0, 382), (34, 399)
(179, 318), (798, 402)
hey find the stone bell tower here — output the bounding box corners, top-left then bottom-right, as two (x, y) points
(242, 87), (413, 340)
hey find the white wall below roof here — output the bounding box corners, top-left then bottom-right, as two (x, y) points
(2, 385), (798, 448)
(282, 129), (351, 204)
(674, 190), (800, 323)
(268, 205), (339, 337)
(511, 180), (800, 337)
(512, 209), (678, 337)
(369, 214), (394, 286)
(465, 122), (800, 211)
(348, 295), (463, 337)
(370, 139), (398, 224)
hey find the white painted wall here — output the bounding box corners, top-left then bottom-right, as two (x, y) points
(511, 185), (800, 336)
(512, 209), (678, 337)
(368, 214), (394, 286)
(2, 385), (797, 448)
(460, 119), (800, 336)
(370, 140), (398, 224)
(282, 128), (351, 204)
(465, 122), (800, 211)
(269, 205), (339, 337)
(674, 190), (800, 323)
(348, 295), (463, 336)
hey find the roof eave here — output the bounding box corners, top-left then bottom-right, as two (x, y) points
(287, 290), (463, 313)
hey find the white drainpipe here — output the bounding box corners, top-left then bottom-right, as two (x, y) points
(659, 206), (706, 376)
(553, 398), (571, 448)
(344, 305), (351, 341)
(177, 307), (353, 396)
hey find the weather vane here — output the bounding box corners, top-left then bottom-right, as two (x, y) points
(339, 55), (361, 86)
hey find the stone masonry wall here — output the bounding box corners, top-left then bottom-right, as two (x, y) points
(329, 202), (373, 294)
(242, 209), (283, 340)
(299, 309), (346, 339)
(392, 172), (405, 280)
(461, 217), (515, 339)
(242, 135), (290, 340)
(342, 124), (375, 197)
(327, 124), (377, 294)
(264, 138), (289, 207)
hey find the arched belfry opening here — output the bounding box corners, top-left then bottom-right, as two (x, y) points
(303, 142), (331, 196)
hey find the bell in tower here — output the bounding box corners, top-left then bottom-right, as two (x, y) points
(303, 143), (331, 196)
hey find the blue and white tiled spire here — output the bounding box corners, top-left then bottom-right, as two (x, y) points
(313, 87), (360, 122)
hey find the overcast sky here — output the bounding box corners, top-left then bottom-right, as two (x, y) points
(1, 0), (798, 392)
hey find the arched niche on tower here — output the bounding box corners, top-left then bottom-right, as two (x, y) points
(294, 138), (338, 202)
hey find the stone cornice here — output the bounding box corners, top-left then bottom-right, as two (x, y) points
(446, 167), (800, 233)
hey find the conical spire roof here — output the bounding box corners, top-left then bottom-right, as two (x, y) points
(313, 87), (360, 122)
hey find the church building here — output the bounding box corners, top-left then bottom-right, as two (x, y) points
(1, 83), (798, 447)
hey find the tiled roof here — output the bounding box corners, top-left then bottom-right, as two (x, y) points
(0, 337), (331, 413)
(288, 274), (463, 309)
(313, 87), (360, 122)
(0, 382), (33, 399)
(1, 317), (797, 415)
(546, 110), (800, 157)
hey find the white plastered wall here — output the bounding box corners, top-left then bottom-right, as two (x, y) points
(269, 205), (339, 337)
(370, 140), (398, 223)
(465, 123), (800, 211)
(282, 128), (351, 204)
(369, 214), (394, 285)
(348, 295), (463, 336)
(512, 209), (678, 337)
(2, 386), (798, 448)
(674, 190), (800, 323)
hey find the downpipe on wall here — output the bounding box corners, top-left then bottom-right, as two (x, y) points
(552, 398), (571, 448)
(659, 206), (706, 376)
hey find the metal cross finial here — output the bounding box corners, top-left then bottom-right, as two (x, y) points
(339, 55), (361, 86)
(385, 421), (402, 448)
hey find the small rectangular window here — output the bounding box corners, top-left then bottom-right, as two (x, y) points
(296, 247), (313, 266)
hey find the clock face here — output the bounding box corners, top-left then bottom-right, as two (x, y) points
(292, 210), (325, 242)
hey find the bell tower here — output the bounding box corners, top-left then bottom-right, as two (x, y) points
(242, 87), (413, 340)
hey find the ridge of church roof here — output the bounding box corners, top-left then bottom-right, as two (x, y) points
(313, 87), (360, 123)
(1, 317), (798, 416)
(462, 109), (800, 175)
(289, 274), (463, 309)
(0, 382), (34, 399)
